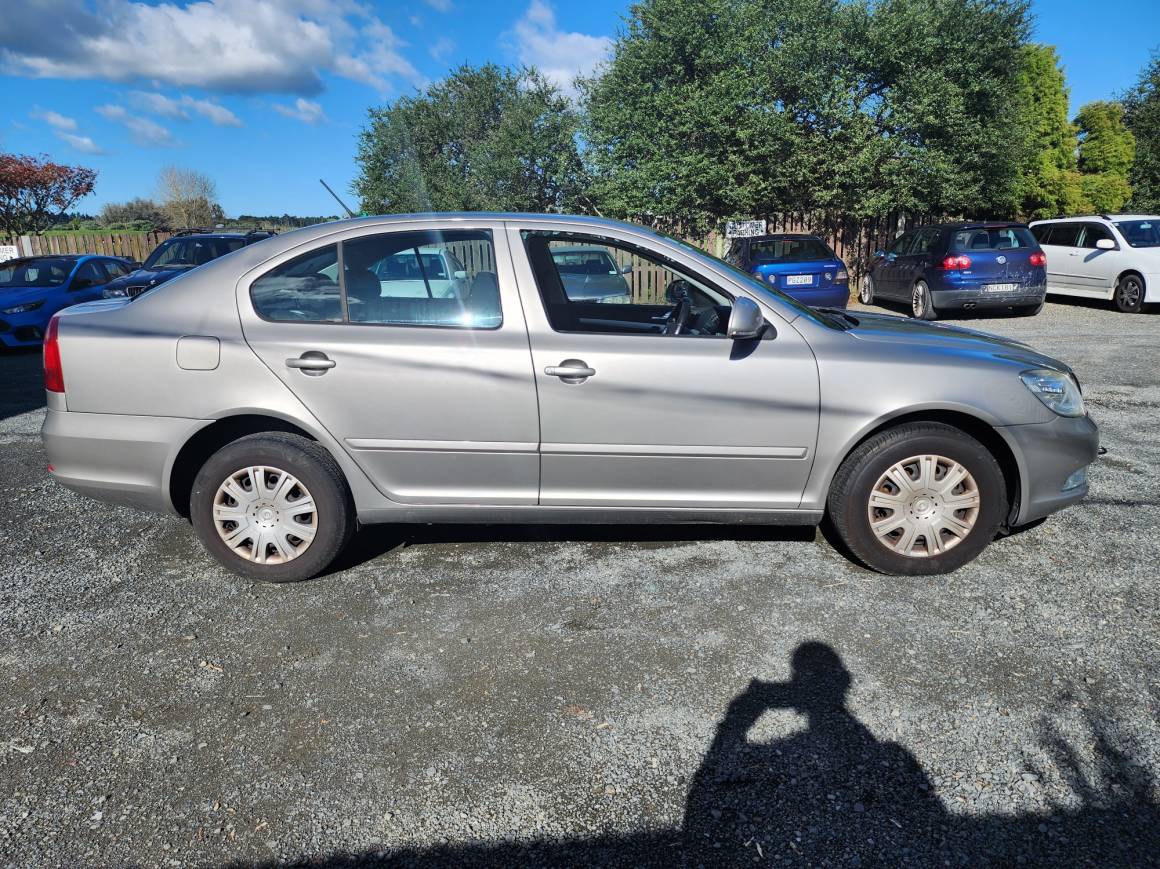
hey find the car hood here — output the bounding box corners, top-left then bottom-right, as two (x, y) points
(104, 265), (192, 292)
(0, 285), (57, 306)
(840, 309), (1072, 374)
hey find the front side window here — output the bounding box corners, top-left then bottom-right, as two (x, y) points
(888, 233), (912, 255)
(1078, 223), (1113, 249)
(523, 231), (733, 337)
(950, 226), (1036, 252)
(1113, 219), (1160, 248)
(250, 230), (501, 329)
(71, 260), (104, 289)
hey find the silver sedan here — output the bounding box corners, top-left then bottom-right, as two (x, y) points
(41, 213), (1099, 581)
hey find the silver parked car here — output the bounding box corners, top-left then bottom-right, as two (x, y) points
(41, 214), (1099, 581)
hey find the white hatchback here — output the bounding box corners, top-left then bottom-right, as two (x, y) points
(1029, 215), (1160, 313)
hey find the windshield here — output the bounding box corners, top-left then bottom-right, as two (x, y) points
(949, 227), (1036, 252)
(1113, 219), (1160, 248)
(655, 231), (844, 329)
(144, 237), (245, 269)
(0, 258), (74, 288)
(750, 237), (834, 263)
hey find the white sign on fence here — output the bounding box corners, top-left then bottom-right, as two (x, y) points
(0, 245), (18, 263)
(725, 219), (767, 239)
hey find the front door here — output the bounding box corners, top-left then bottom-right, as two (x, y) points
(238, 221), (540, 505)
(509, 224), (820, 509)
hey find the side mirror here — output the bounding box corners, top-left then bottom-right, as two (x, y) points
(873, 250), (885, 259)
(70, 277), (92, 290)
(620, 263), (633, 275)
(727, 297), (765, 340)
(453, 269), (468, 280)
(1095, 238), (1116, 251)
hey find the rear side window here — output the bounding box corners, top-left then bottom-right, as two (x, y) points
(910, 229), (942, 255)
(1041, 223), (1082, 247)
(250, 231), (501, 329)
(949, 227), (1036, 252)
(1030, 224), (1051, 243)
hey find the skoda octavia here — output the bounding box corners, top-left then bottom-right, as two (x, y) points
(41, 214), (1098, 581)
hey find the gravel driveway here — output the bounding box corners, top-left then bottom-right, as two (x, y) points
(2, 299), (1158, 867)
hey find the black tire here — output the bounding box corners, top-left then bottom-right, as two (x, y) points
(1114, 274), (1146, 314)
(858, 274), (875, 305)
(826, 422), (1007, 576)
(911, 280), (937, 320)
(190, 433), (354, 583)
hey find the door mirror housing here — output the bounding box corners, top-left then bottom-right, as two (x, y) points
(620, 262), (633, 275)
(70, 277), (93, 290)
(727, 297), (765, 340)
(873, 249), (885, 259)
(1095, 238), (1116, 251)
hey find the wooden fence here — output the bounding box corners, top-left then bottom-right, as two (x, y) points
(2, 231), (173, 263)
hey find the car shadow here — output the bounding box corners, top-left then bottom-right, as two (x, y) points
(327, 522), (819, 575)
(0, 346), (46, 421)
(228, 641), (1159, 867)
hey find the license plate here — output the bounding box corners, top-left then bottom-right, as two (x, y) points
(785, 274), (813, 286)
(983, 283), (1019, 293)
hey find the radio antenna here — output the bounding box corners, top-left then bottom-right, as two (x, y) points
(320, 178), (356, 218)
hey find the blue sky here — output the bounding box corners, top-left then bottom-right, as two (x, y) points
(2, 0), (1157, 218)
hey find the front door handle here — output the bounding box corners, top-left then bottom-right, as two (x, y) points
(545, 359), (596, 383)
(286, 351), (335, 375)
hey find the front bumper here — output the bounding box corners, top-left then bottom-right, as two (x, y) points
(0, 312), (48, 347)
(998, 412), (1100, 525)
(42, 408), (208, 514)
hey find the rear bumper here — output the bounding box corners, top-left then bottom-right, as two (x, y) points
(998, 413), (1100, 525)
(42, 408), (207, 514)
(931, 285), (1047, 310)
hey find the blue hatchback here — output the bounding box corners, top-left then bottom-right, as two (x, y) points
(0, 254), (133, 348)
(726, 234), (850, 308)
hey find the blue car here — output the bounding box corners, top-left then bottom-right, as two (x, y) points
(860, 221), (1047, 320)
(0, 254), (133, 348)
(726, 233), (850, 308)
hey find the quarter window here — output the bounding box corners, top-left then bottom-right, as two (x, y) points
(522, 231), (734, 337)
(250, 244), (343, 322)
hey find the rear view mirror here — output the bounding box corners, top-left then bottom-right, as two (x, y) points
(727, 297), (765, 340)
(1095, 238), (1116, 251)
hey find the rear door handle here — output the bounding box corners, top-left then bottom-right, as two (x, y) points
(545, 360), (596, 382)
(286, 352), (335, 375)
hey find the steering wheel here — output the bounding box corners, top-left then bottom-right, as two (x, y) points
(663, 278), (694, 335)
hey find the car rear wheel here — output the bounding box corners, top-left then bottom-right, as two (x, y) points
(911, 281), (937, 320)
(826, 422), (1007, 576)
(1114, 274), (1145, 313)
(190, 433), (354, 582)
(858, 274), (875, 305)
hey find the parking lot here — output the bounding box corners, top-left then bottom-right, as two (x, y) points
(1, 299), (1158, 866)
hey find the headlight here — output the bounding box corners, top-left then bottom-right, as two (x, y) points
(103, 286), (128, 298)
(2, 300), (44, 314)
(1020, 368), (1085, 417)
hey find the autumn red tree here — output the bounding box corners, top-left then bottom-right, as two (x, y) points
(0, 153), (97, 237)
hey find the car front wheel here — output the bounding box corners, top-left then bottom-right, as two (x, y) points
(826, 422), (1007, 575)
(1114, 274), (1146, 313)
(190, 433), (354, 582)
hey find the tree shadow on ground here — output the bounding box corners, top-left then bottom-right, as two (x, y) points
(233, 642), (1159, 867)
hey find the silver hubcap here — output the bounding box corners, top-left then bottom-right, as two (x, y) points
(867, 454), (981, 558)
(912, 284), (926, 317)
(860, 276), (873, 303)
(1119, 279), (1141, 308)
(213, 465), (317, 564)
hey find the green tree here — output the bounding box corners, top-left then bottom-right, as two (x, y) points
(355, 65), (588, 214)
(100, 197), (168, 230)
(1123, 51), (1160, 211)
(583, 0), (1032, 232)
(1074, 101), (1135, 213)
(1011, 44), (1085, 220)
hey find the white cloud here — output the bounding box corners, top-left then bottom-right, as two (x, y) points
(96, 104), (178, 147)
(429, 36), (456, 63)
(127, 91), (242, 127)
(31, 108), (78, 131)
(58, 132), (105, 155)
(505, 0), (611, 95)
(273, 98), (326, 125)
(423, 0), (452, 11)
(0, 0), (424, 95)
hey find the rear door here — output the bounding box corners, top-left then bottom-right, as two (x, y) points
(896, 228), (941, 292)
(1036, 222), (1084, 295)
(238, 220), (541, 505)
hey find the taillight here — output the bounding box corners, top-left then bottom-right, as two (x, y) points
(1029, 251), (1046, 267)
(835, 268), (849, 284)
(941, 255), (972, 270)
(44, 314), (64, 393)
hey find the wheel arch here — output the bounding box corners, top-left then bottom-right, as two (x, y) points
(167, 413), (324, 518)
(824, 408), (1024, 527)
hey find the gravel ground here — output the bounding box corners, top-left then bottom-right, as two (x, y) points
(1, 298), (1158, 867)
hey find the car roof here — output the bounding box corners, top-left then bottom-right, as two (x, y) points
(745, 233), (823, 241)
(931, 221), (1028, 230)
(7, 254), (80, 262)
